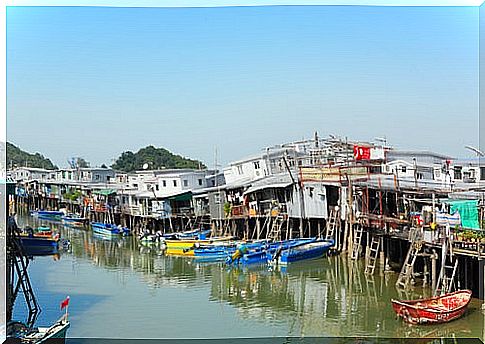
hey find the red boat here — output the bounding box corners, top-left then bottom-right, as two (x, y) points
(391, 290), (472, 325)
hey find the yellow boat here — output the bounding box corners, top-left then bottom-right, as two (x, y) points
(164, 236), (236, 256)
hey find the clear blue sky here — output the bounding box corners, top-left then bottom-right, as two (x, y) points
(7, 5), (479, 167)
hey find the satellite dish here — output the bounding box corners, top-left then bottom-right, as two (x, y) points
(143, 163), (149, 170)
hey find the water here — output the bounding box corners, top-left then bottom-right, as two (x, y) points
(12, 215), (485, 341)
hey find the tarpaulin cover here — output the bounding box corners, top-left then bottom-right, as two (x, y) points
(449, 200), (480, 229)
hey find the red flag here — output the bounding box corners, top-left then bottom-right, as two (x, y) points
(353, 145), (371, 160)
(60, 296), (70, 310)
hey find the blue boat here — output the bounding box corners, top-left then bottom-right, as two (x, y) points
(269, 239), (335, 265)
(91, 222), (130, 237)
(30, 210), (64, 221)
(62, 214), (89, 228)
(193, 241), (266, 262)
(19, 235), (59, 256)
(226, 238), (316, 266)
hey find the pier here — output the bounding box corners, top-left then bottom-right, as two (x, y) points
(8, 134), (485, 299)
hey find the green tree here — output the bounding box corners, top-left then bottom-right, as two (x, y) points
(7, 142), (57, 169)
(111, 145), (206, 172)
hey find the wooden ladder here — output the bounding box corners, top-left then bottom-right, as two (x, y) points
(350, 224), (363, 260)
(268, 215), (285, 241)
(435, 234), (458, 296)
(365, 235), (380, 275)
(326, 208), (340, 242)
(396, 239), (423, 289)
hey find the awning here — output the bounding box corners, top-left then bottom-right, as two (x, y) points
(93, 189), (117, 196)
(243, 182), (293, 195)
(167, 191), (192, 202)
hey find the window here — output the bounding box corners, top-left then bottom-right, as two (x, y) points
(454, 166), (462, 180)
(253, 161), (260, 169)
(198, 179), (203, 186)
(401, 166), (407, 173)
(214, 194), (221, 204)
(156, 185), (159, 191)
(481, 167), (485, 181)
(237, 165), (243, 175)
(183, 180), (188, 187)
(163, 180), (167, 187)
(95, 174), (100, 180)
(173, 180), (177, 187)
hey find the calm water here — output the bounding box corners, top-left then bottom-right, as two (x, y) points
(12, 215), (485, 341)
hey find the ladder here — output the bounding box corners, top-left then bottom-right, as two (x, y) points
(267, 215), (285, 241)
(435, 232), (458, 296)
(396, 239), (423, 289)
(365, 235), (380, 275)
(326, 208), (341, 242)
(350, 224), (364, 260)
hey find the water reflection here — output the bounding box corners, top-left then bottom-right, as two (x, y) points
(15, 215), (485, 340)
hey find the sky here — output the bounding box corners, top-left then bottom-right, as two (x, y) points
(6, 5), (479, 168)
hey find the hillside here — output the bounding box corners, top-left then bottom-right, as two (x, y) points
(7, 142), (57, 169)
(111, 146), (206, 172)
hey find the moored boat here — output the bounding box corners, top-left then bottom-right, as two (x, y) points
(19, 226), (60, 256)
(164, 236), (237, 256)
(7, 317), (70, 344)
(391, 290), (472, 325)
(270, 239), (334, 265)
(91, 222), (131, 237)
(30, 210), (64, 221)
(62, 214), (89, 228)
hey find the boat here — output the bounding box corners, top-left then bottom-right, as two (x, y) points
(91, 222), (130, 237)
(164, 236), (237, 256)
(162, 229), (212, 240)
(30, 210), (64, 221)
(269, 239), (334, 265)
(62, 214), (89, 228)
(7, 317), (70, 343)
(193, 240), (269, 262)
(19, 227), (60, 256)
(391, 290), (472, 324)
(226, 238), (316, 266)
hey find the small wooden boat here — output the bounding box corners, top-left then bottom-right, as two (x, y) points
(391, 290), (472, 325)
(30, 210), (64, 221)
(227, 238), (316, 266)
(91, 222), (131, 237)
(162, 229), (211, 240)
(271, 239), (334, 265)
(62, 214), (89, 228)
(19, 235), (59, 256)
(8, 316), (70, 343)
(164, 236), (236, 256)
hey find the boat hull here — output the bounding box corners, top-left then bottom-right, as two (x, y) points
(278, 240), (334, 265)
(165, 237), (235, 256)
(391, 290), (472, 325)
(19, 236), (59, 256)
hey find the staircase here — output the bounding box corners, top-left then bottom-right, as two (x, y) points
(396, 239), (423, 289)
(350, 224), (364, 260)
(365, 235), (380, 275)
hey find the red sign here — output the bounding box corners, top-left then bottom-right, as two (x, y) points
(353, 145), (371, 160)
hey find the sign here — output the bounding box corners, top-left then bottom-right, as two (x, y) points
(300, 166), (368, 183)
(353, 145), (385, 161)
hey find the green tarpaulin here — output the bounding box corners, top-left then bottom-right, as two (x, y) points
(167, 192), (192, 202)
(93, 189), (117, 196)
(449, 200), (480, 229)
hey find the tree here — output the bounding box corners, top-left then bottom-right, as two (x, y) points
(111, 146), (206, 173)
(7, 142), (57, 169)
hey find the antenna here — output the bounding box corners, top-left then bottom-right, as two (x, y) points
(464, 145), (485, 157)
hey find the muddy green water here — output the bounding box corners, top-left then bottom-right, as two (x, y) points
(12, 215), (485, 341)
